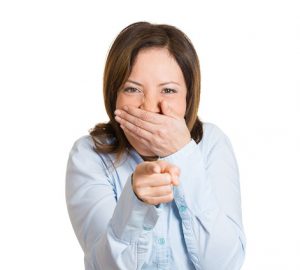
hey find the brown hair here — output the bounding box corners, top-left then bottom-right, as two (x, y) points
(89, 21), (203, 166)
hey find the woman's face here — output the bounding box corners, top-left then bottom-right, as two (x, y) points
(116, 47), (187, 157)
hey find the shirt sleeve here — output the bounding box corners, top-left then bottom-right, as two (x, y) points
(159, 124), (246, 270)
(65, 136), (163, 270)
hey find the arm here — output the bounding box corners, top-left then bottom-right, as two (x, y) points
(65, 136), (162, 269)
(160, 124), (246, 270)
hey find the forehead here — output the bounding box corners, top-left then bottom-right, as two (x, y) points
(130, 47), (184, 82)
(133, 47), (175, 65)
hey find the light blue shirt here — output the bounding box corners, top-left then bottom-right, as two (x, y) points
(65, 122), (246, 270)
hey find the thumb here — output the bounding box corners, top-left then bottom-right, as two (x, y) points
(156, 160), (180, 186)
(146, 162), (161, 174)
(169, 167), (180, 186)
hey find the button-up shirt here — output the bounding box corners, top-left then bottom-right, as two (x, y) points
(65, 122), (246, 269)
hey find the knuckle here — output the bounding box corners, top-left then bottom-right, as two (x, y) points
(137, 191), (145, 199)
(157, 128), (166, 137)
(165, 174), (171, 183)
(133, 178), (143, 189)
(168, 193), (174, 201)
(142, 197), (149, 204)
(160, 185), (171, 195)
(147, 198), (156, 205)
(166, 185), (173, 194)
(140, 137), (148, 145)
(152, 136), (160, 145)
(142, 111), (150, 121)
(135, 118), (143, 128)
(160, 194), (172, 204)
(133, 125), (141, 135)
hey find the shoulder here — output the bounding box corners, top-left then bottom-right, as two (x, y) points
(68, 135), (119, 172)
(69, 134), (115, 153)
(202, 121), (229, 143)
(67, 135), (100, 169)
(200, 121), (234, 154)
(67, 135), (114, 176)
(69, 134), (95, 154)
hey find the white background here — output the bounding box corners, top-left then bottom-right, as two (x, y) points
(0, 0), (299, 269)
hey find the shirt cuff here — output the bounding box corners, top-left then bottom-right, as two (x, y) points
(158, 138), (197, 163)
(159, 138), (220, 223)
(110, 173), (163, 244)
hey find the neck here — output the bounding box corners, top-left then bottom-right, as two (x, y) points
(140, 154), (159, 161)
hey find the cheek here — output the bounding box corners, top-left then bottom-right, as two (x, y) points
(168, 98), (186, 117)
(116, 93), (142, 109)
(115, 94), (124, 109)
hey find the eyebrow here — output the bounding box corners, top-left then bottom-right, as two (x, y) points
(126, 79), (180, 86)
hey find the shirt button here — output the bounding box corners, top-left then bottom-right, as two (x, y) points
(143, 225), (153, 231)
(179, 205), (187, 212)
(157, 237), (165, 245)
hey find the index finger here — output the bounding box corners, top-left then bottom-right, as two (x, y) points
(123, 105), (166, 124)
(156, 160), (180, 177)
(145, 162), (161, 174)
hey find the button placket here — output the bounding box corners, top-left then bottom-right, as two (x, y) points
(153, 203), (170, 268)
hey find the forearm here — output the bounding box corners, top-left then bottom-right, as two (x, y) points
(68, 173), (162, 270)
(160, 132), (246, 269)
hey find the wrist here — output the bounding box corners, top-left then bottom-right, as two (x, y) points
(131, 173), (144, 203)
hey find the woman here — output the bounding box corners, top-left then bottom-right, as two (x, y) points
(66, 21), (246, 270)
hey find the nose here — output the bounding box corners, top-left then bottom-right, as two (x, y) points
(139, 94), (162, 114)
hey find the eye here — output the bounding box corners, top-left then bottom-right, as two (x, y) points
(123, 87), (141, 93)
(162, 88), (177, 94)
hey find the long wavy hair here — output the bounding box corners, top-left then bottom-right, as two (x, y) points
(89, 21), (203, 166)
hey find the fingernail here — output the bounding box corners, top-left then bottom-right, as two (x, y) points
(114, 110), (121, 115)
